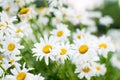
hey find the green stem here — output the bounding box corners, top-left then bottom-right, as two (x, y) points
(65, 60), (76, 80)
(0, 63), (9, 75)
(21, 38), (33, 53)
(43, 0), (48, 7)
(31, 18), (44, 38)
(29, 21), (39, 42)
(80, 23), (84, 30)
(20, 53), (32, 68)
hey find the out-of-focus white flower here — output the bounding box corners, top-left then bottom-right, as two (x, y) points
(51, 9), (63, 25)
(93, 63), (106, 76)
(48, 0), (66, 7)
(73, 29), (86, 40)
(38, 16), (49, 26)
(87, 11), (102, 18)
(15, 0), (34, 7)
(7, 55), (21, 68)
(86, 25), (97, 33)
(111, 51), (120, 68)
(51, 23), (70, 41)
(99, 16), (114, 27)
(97, 36), (115, 58)
(0, 35), (24, 56)
(16, 22), (33, 38)
(55, 42), (71, 64)
(107, 29), (120, 69)
(0, 0), (19, 16)
(37, 7), (50, 16)
(111, 51), (120, 69)
(75, 63), (95, 80)
(0, 55), (9, 76)
(18, 6), (36, 22)
(0, 11), (17, 34)
(66, 0), (104, 11)
(0, 31), (4, 43)
(0, 11), (17, 25)
(72, 37), (99, 65)
(107, 29), (120, 51)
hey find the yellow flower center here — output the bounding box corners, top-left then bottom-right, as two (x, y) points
(76, 14), (82, 19)
(57, 30), (64, 37)
(0, 24), (3, 29)
(19, 8), (29, 15)
(77, 34), (81, 39)
(42, 45), (52, 54)
(9, 59), (14, 64)
(99, 43), (107, 49)
(96, 66), (101, 71)
(16, 28), (22, 33)
(0, 56), (4, 61)
(38, 7), (45, 11)
(55, 17), (60, 22)
(5, 21), (8, 25)
(7, 43), (15, 51)
(60, 48), (67, 55)
(63, 13), (67, 17)
(16, 72), (26, 80)
(82, 67), (90, 73)
(5, 6), (10, 11)
(79, 45), (88, 54)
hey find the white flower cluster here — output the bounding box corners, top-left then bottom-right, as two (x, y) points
(48, 0), (113, 32)
(32, 23), (115, 80)
(107, 29), (120, 69)
(0, 0), (117, 80)
(0, 11), (44, 80)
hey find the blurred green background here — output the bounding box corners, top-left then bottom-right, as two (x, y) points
(35, 0), (120, 28)
(103, 0), (120, 28)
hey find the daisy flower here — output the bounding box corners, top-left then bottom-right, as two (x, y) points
(18, 7), (33, 22)
(93, 63), (106, 76)
(0, 0), (19, 16)
(0, 11), (16, 34)
(7, 55), (21, 68)
(0, 35), (24, 56)
(15, 21), (33, 38)
(73, 29), (87, 40)
(75, 63), (95, 80)
(55, 42), (71, 64)
(0, 11), (17, 26)
(4, 63), (34, 80)
(51, 9), (63, 26)
(50, 23), (70, 41)
(71, 38), (99, 65)
(32, 35), (59, 65)
(97, 36), (115, 58)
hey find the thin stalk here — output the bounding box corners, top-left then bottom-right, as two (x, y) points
(0, 63), (8, 75)
(43, 0), (48, 7)
(29, 21), (39, 42)
(31, 18), (44, 38)
(20, 53), (32, 68)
